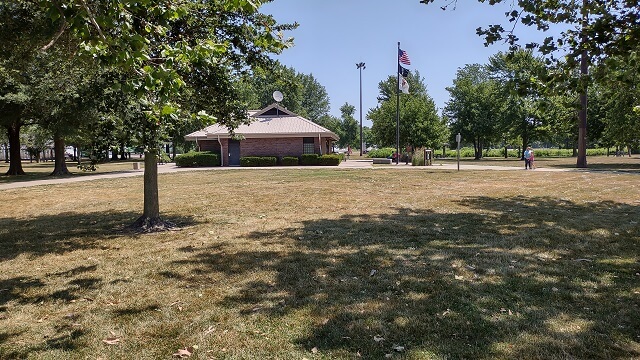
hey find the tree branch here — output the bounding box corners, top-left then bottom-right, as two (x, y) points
(41, 0), (67, 51)
(80, 0), (106, 40)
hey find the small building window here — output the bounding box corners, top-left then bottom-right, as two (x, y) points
(303, 137), (315, 154)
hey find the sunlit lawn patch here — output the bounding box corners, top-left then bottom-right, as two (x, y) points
(1, 167), (639, 359)
(0, 160), (143, 185)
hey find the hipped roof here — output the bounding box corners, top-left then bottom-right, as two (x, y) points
(185, 103), (339, 141)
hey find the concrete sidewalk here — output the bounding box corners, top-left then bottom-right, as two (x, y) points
(0, 161), (572, 191)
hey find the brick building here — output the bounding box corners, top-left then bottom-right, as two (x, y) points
(184, 103), (339, 166)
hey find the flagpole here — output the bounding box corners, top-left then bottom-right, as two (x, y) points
(396, 42), (400, 165)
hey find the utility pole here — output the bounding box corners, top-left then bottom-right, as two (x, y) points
(356, 62), (366, 156)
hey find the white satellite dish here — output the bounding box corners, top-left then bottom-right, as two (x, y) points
(272, 90), (284, 102)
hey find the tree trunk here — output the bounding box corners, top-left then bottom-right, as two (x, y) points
(111, 147), (119, 161)
(474, 137), (483, 160)
(50, 134), (71, 176)
(576, 0), (588, 168)
(5, 122), (25, 175)
(120, 143), (127, 160)
(520, 137), (528, 160)
(130, 150), (174, 232)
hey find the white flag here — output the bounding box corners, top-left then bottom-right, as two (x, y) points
(400, 76), (409, 94)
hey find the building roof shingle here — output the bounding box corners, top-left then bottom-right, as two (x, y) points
(185, 103), (339, 141)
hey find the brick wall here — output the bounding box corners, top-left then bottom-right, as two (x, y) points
(197, 139), (227, 166)
(197, 137), (336, 166)
(241, 137), (304, 157)
(198, 140), (220, 152)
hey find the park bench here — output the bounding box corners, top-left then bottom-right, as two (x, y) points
(372, 158), (392, 164)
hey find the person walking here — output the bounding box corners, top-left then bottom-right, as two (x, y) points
(524, 146), (533, 170)
(530, 150), (536, 169)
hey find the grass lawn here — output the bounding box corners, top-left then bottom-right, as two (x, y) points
(0, 160), (144, 185)
(433, 155), (640, 171)
(1, 166), (639, 359)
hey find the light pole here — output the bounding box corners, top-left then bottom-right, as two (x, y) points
(356, 62), (366, 156)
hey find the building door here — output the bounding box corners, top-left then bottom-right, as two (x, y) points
(228, 139), (240, 166)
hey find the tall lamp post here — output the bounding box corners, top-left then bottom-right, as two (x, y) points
(356, 62), (366, 156)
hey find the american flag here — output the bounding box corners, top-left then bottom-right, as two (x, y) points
(398, 48), (411, 65)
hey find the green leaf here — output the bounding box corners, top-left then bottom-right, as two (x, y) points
(161, 105), (176, 116)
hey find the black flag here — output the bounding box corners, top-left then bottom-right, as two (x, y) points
(398, 64), (409, 77)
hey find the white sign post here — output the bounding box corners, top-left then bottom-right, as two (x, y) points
(456, 133), (461, 171)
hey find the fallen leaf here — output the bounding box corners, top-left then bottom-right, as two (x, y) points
(392, 345), (405, 352)
(203, 326), (215, 335)
(374, 335), (385, 342)
(102, 337), (120, 345)
(385, 354), (393, 358)
(311, 347), (318, 353)
(370, 269), (377, 277)
(454, 275), (464, 280)
(173, 347), (193, 358)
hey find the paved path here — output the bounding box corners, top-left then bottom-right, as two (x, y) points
(0, 160), (574, 191)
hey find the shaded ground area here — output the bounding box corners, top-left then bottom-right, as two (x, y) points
(0, 169), (638, 358)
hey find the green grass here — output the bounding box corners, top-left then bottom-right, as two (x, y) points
(1, 167), (639, 359)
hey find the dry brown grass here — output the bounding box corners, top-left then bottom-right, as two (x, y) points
(1, 166), (639, 359)
(0, 160), (143, 185)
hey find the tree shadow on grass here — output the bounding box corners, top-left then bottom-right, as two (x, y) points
(172, 196), (640, 358)
(0, 211), (199, 356)
(0, 266), (94, 356)
(0, 211), (198, 262)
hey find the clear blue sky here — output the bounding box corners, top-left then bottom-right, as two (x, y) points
(260, 0), (554, 126)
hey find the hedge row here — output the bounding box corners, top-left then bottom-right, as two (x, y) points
(175, 151), (220, 167)
(442, 147), (612, 158)
(282, 156), (299, 166)
(367, 147), (396, 158)
(240, 156), (278, 167)
(240, 154), (342, 166)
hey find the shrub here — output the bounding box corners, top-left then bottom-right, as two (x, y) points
(175, 151), (220, 167)
(159, 150), (172, 164)
(240, 156), (277, 167)
(587, 148), (608, 156)
(412, 148), (425, 166)
(318, 154), (341, 166)
(446, 147), (476, 158)
(282, 156), (299, 166)
(443, 147), (610, 158)
(299, 154), (319, 165)
(367, 147), (395, 158)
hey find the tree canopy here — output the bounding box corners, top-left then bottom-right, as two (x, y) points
(22, 0), (296, 231)
(238, 62), (331, 122)
(369, 71), (447, 150)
